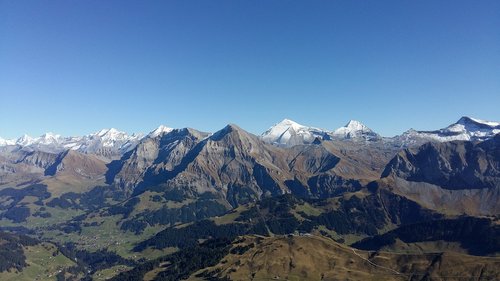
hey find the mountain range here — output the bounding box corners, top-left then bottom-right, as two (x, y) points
(2, 116), (498, 152)
(0, 128), (144, 160)
(0, 116), (499, 280)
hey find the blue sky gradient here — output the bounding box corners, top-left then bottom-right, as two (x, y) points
(1, 1), (499, 138)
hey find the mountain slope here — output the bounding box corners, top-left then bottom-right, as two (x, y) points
(107, 127), (209, 190)
(136, 124), (291, 206)
(44, 150), (108, 179)
(123, 124), (381, 207)
(188, 235), (500, 281)
(379, 134), (500, 216)
(382, 135), (500, 190)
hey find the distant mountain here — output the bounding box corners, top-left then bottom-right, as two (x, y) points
(0, 128), (144, 160)
(261, 119), (381, 146)
(331, 120), (381, 141)
(397, 116), (500, 144)
(0, 137), (15, 146)
(260, 119), (331, 146)
(147, 125), (173, 138)
(3, 116), (498, 156)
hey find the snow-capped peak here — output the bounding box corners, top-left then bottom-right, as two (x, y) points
(278, 118), (302, 128)
(333, 120), (372, 135)
(399, 116), (500, 143)
(264, 119), (306, 135)
(148, 125), (174, 137)
(38, 132), (62, 145)
(95, 128), (123, 138)
(0, 128), (144, 159)
(0, 137), (16, 146)
(87, 128), (142, 148)
(332, 120), (378, 140)
(261, 119), (330, 146)
(16, 134), (35, 146)
(345, 120), (370, 131)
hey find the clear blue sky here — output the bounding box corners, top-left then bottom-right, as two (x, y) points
(1, 1), (499, 138)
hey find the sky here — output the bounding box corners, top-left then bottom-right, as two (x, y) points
(1, 0), (499, 139)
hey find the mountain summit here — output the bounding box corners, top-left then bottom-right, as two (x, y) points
(261, 119), (382, 145)
(148, 125), (174, 138)
(332, 120), (380, 140)
(260, 119), (331, 146)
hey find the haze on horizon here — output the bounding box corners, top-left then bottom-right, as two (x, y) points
(1, 1), (499, 139)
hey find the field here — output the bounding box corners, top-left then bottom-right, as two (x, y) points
(0, 242), (75, 281)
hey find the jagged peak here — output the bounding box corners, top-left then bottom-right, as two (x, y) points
(344, 120), (371, 131)
(210, 124), (253, 141)
(330, 120), (380, 141)
(40, 132), (61, 138)
(333, 120), (375, 135)
(221, 123), (245, 134)
(16, 134), (35, 145)
(148, 125), (174, 137)
(95, 128), (123, 137)
(18, 133), (33, 140)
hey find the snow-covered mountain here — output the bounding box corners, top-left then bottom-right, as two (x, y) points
(2, 116), (498, 156)
(260, 119), (331, 146)
(331, 120), (381, 141)
(261, 117), (499, 147)
(0, 128), (144, 160)
(0, 137), (16, 146)
(147, 125), (173, 138)
(261, 119), (381, 146)
(0, 124), (183, 159)
(398, 117), (500, 143)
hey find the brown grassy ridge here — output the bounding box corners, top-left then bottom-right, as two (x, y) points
(188, 234), (500, 281)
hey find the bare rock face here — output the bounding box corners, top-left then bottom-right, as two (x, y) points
(16, 149), (60, 170)
(140, 124), (290, 205)
(0, 147), (58, 185)
(119, 124), (367, 207)
(44, 150), (107, 179)
(382, 135), (500, 190)
(107, 128), (209, 189)
(0, 146), (109, 185)
(378, 135), (500, 216)
(285, 145), (340, 174)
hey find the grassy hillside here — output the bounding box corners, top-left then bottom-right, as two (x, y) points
(0, 241), (76, 281)
(190, 235), (500, 281)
